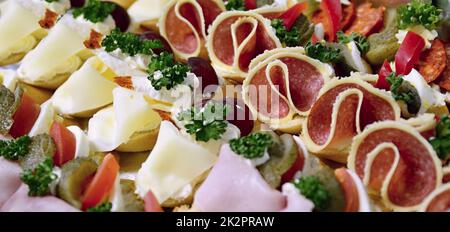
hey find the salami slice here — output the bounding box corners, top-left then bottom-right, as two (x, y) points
(348, 121), (442, 211)
(302, 76), (400, 162)
(206, 11), (282, 82)
(345, 2), (384, 36)
(334, 168), (372, 212)
(242, 48), (333, 130)
(438, 42), (450, 91)
(159, 0), (224, 60)
(419, 184), (450, 212)
(417, 39), (447, 83)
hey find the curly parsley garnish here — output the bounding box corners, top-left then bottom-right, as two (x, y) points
(293, 176), (330, 210)
(225, 0), (246, 11)
(177, 102), (230, 142)
(429, 116), (450, 160)
(271, 16), (313, 47)
(337, 31), (370, 54)
(230, 133), (273, 159)
(0, 136), (31, 161)
(387, 73), (415, 103)
(305, 41), (342, 64)
(147, 52), (190, 90)
(397, 0), (442, 30)
(87, 202), (112, 212)
(102, 29), (162, 56)
(20, 157), (57, 196)
(72, 0), (116, 23)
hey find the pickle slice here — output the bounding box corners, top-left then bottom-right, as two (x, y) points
(366, 23), (400, 65)
(19, 134), (56, 170)
(120, 179), (145, 212)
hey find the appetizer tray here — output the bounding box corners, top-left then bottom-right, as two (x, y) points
(0, 0), (449, 212)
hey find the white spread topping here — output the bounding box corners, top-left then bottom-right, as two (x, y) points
(62, 13), (116, 38)
(243, 148), (270, 167)
(95, 50), (148, 76)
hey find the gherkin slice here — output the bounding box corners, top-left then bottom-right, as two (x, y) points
(19, 134), (56, 170)
(0, 85), (22, 135)
(366, 23), (400, 65)
(120, 179), (145, 212)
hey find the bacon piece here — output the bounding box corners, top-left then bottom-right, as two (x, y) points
(83, 30), (103, 49)
(348, 121), (442, 211)
(345, 2), (384, 36)
(438, 42), (450, 91)
(420, 184), (450, 212)
(159, 0), (224, 60)
(39, 9), (58, 29)
(192, 144), (314, 212)
(242, 48), (333, 129)
(0, 158), (22, 208)
(206, 11), (282, 82)
(302, 77), (400, 163)
(417, 39), (447, 83)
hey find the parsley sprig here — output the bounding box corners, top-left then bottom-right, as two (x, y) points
(429, 116), (450, 160)
(0, 136), (31, 161)
(271, 16), (313, 47)
(225, 0), (246, 11)
(20, 157), (57, 196)
(305, 41), (342, 64)
(102, 29), (162, 56)
(72, 0), (116, 23)
(397, 0), (442, 30)
(337, 31), (369, 54)
(87, 202), (112, 212)
(230, 133), (273, 159)
(177, 101), (230, 142)
(386, 73), (415, 103)
(147, 52), (191, 90)
(293, 176), (330, 210)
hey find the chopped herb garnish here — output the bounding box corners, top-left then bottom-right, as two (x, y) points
(271, 16), (313, 47)
(337, 31), (370, 54)
(102, 29), (162, 56)
(429, 116), (450, 160)
(87, 202), (112, 212)
(386, 72), (416, 103)
(397, 0), (442, 30)
(177, 101), (230, 142)
(293, 176), (330, 210)
(0, 136), (31, 161)
(20, 157), (56, 196)
(72, 0), (116, 23)
(147, 52), (190, 90)
(305, 41), (342, 64)
(230, 133), (273, 159)
(225, 0), (246, 11)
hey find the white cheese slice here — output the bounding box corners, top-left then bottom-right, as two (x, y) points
(88, 87), (162, 152)
(109, 175), (124, 212)
(28, 100), (55, 136)
(18, 14), (86, 82)
(403, 69), (446, 114)
(0, 1), (40, 58)
(67, 126), (90, 158)
(128, 0), (170, 23)
(0, 69), (18, 91)
(52, 57), (118, 115)
(135, 121), (217, 203)
(347, 41), (370, 73)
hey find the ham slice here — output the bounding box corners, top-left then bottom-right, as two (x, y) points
(420, 183), (450, 212)
(206, 11), (282, 82)
(1, 184), (79, 212)
(159, 0), (224, 60)
(302, 77), (400, 162)
(348, 121), (442, 212)
(242, 48), (333, 131)
(192, 144), (313, 212)
(0, 157), (22, 208)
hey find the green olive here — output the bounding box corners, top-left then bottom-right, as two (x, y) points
(120, 179), (145, 212)
(58, 157), (98, 209)
(397, 81), (421, 116)
(19, 134), (56, 170)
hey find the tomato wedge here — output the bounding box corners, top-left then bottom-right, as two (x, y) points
(334, 168), (359, 212)
(9, 93), (40, 138)
(244, 0), (256, 10)
(144, 190), (164, 212)
(279, 3), (308, 30)
(375, 60), (393, 90)
(81, 153), (119, 211)
(321, 0), (342, 42)
(50, 121), (76, 166)
(395, 31), (425, 75)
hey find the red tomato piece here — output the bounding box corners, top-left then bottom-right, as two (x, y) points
(9, 93), (40, 138)
(279, 2), (308, 30)
(81, 153), (119, 211)
(50, 121), (76, 166)
(144, 190), (164, 212)
(395, 31), (426, 75)
(376, 60), (393, 90)
(320, 0), (342, 42)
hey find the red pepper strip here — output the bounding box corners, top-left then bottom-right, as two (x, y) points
(244, 0), (256, 10)
(375, 60), (393, 90)
(321, 0), (342, 42)
(50, 121), (76, 167)
(9, 93), (41, 138)
(144, 190), (164, 212)
(395, 31), (425, 75)
(279, 3), (308, 30)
